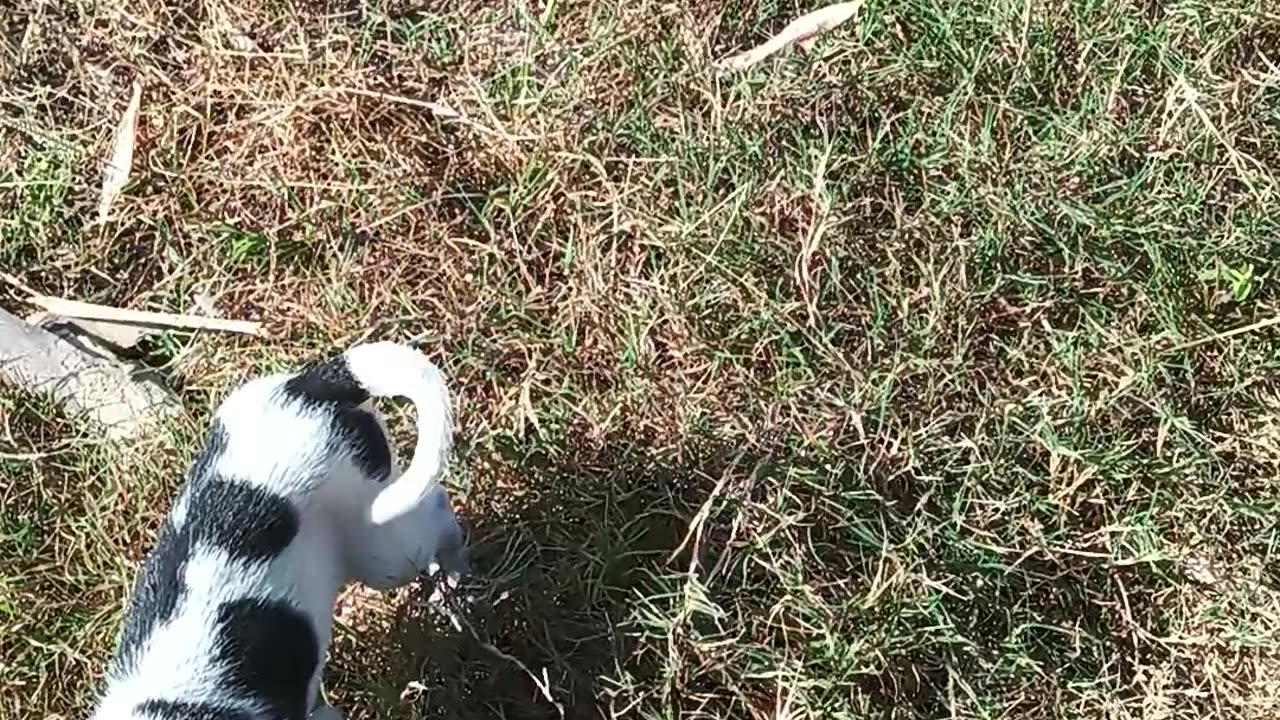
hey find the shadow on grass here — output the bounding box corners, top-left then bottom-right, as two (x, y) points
(322, 424), (1190, 719)
(326, 433), (718, 719)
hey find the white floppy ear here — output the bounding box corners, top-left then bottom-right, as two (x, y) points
(310, 705), (344, 720)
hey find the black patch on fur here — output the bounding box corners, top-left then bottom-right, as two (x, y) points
(189, 477), (300, 561)
(137, 699), (254, 720)
(112, 421), (231, 670)
(109, 419), (301, 676)
(113, 517), (191, 670)
(215, 598), (318, 720)
(336, 406), (392, 481)
(189, 418), (230, 485)
(284, 352), (394, 482)
(282, 355), (368, 406)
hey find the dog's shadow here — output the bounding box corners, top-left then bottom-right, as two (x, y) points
(322, 427), (1184, 719)
(325, 432), (721, 720)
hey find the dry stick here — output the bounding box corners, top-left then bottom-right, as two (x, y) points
(0, 450), (64, 461)
(716, 1), (864, 70)
(1166, 314), (1280, 353)
(668, 458), (740, 566)
(2, 272), (261, 336)
(329, 85), (461, 117)
(0, 271), (39, 297)
(28, 296), (263, 335)
(326, 86), (535, 142)
(437, 588), (566, 719)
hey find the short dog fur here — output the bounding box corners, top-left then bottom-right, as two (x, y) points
(90, 342), (465, 720)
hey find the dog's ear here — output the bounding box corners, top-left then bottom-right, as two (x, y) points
(434, 521), (469, 581)
(429, 489), (469, 581)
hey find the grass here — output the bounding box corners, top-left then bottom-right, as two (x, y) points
(3, 0), (1280, 717)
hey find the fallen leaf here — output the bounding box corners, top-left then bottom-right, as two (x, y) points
(716, 1), (863, 71)
(97, 82), (141, 223)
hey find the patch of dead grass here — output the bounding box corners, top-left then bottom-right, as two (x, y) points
(5, 0), (1280, 718)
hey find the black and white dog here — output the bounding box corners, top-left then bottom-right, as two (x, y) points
(90, 342), (466, 720)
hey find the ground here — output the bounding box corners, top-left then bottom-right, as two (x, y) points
(2, 0), (1280, 718)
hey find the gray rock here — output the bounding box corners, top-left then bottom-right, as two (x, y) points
(0, 306), (180, 439)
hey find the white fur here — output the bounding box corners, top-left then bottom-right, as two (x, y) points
(91, 342), (464, 720)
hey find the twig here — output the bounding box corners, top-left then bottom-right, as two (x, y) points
(325, 86), (537, 142)
(26, 296), (263, 336)
(3, 273), (261, 335)
(438, 587), (566, 719)
(0, 271), (39, 297)
(0, 450), (63, 461)
(329, 85), (461, 117)
(716, 1), (864, 70)
(1166, 315), (1280, 353)
(668, 460), (738, 566)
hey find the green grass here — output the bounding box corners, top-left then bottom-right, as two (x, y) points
(4, 0), (1280, 717)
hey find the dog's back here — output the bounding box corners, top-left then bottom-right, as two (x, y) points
(92, 343), (459, 720)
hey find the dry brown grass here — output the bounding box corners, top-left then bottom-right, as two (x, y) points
(5, 0), (1280, 718)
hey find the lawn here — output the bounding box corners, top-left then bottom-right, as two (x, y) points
(3, 0), (1280, 718)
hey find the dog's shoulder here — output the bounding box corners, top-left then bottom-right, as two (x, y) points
(96, 375), (337, 720)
